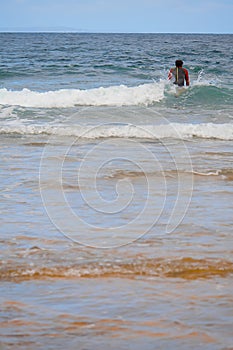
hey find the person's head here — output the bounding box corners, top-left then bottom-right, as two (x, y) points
(175, 60), (183, 67)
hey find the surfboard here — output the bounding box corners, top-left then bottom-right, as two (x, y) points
(175, 87), (187, 97)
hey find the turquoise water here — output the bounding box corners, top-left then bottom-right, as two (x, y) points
(0, 33), (233, 349)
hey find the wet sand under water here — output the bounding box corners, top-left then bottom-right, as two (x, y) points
(1, 276), (233, 350)
(1, 136), (233, 350)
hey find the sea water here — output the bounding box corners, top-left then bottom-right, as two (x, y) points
(0, 33), (233, 349)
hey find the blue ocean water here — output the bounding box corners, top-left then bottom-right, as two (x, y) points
(0, 33), (233, 350)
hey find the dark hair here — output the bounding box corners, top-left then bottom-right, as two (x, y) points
(175, 60), (183, 67)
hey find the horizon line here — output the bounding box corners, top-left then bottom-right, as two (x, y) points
(0, 30), (232, 35)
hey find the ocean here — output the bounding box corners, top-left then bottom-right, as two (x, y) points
(0, 33), (233, 349)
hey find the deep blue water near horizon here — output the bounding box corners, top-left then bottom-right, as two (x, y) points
(1, 32), (233, 90)
(0, 33), (233, 350)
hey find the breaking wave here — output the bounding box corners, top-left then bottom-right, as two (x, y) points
(1, 122), (233, 140)
(0, 82), (165, 108)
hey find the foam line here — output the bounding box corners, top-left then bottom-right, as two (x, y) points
(0, 82), (165, 108)
(1, 123), (233, 140)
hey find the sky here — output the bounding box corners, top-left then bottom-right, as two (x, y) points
(0, 0), (232, 33)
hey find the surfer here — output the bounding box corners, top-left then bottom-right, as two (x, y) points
(168, 60), (190, 87)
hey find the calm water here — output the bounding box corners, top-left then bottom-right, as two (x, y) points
(0, 33), (233, 349)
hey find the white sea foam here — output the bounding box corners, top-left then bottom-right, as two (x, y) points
(1, 122), (233, 140)
(0, 82), (165, 108)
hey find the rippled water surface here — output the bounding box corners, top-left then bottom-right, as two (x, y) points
(0, 33), (233, 349)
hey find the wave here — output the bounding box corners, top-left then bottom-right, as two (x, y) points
(184, 84), (232, 105)
(0, 80), (230, 108)
(106, 169), (233, 181)
(0, 82), (165, 108)
(1, 122), (233, 140)
(1, 257), (232, 281)
(192, 169), (233, 180)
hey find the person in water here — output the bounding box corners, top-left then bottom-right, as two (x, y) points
(168, 60), (190, 87)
